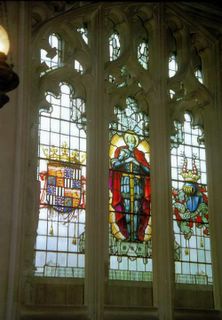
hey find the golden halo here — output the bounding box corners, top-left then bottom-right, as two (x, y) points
(123, 131), (139, 147)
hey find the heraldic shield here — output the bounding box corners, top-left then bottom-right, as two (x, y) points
(40, 160), (85, 214)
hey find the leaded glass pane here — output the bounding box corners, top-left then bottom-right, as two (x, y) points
(168, 52), (178, 78)
(195, 69), (203, 84)
(109, 32), (120, 61)
(74, 60), (83, 74)
(137, 41), (149, 70)
(171, 113), (212, 285)
(77, 26), (88, 44)
(40, 33), (62, 75)
(35, 83), (86, 278)
(109, 97), (152, 281)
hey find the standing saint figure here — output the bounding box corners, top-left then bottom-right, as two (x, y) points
(109, 131), (151, 242)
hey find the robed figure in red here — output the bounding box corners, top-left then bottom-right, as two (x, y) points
(109, 131), (151, 242)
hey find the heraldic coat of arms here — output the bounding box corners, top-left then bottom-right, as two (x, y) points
(39, 142), (86, 245)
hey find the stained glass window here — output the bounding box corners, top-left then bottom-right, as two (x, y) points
(109, 97), (152, 281)
(171, 113), (212, 285)
(35, 83), (86, 278)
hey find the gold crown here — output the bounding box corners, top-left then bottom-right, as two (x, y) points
(43, 142), (86, 164)
(180, 155), (200, 183)
(181, 170), (200, 183)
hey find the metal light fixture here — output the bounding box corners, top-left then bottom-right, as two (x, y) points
(0, 24), (19, 108)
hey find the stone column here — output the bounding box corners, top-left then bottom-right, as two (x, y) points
(85, 5), (107, 320)
(150, 4), (175, 320)
(204, 39), (222, 312)
(3, 2), (32, 320)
